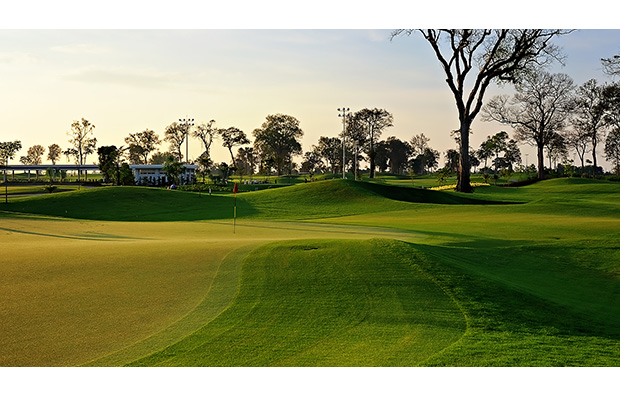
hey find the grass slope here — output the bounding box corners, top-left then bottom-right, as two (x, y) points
(128, 239), (465, 367)
(3, 177), (620, 366)
(3, 179), (501, 222)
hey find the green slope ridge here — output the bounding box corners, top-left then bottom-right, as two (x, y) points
(3, 179), (504, 222)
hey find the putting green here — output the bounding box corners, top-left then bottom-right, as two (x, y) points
(0, 213), (419, 366)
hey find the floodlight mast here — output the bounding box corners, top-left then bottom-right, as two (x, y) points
(179, 117), (195, 163)
(338, 108), (350, 179)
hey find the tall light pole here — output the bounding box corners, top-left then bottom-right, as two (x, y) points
(338, 108), (349, 179)
(179, 117), (194, 163)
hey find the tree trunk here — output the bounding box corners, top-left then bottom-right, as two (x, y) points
(456, 119), (473, 193)
(592, 140), (598, 176)
(369, 148), (376, 179)
(537, 144), (545, 179)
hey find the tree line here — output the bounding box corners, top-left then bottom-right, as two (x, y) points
(4, 30), (620, 188)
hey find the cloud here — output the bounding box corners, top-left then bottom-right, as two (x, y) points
(62, 67), (186, 89)
(0, 51), (41, 65)
(50, 44), (109, 54)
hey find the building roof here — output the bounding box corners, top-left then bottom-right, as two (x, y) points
(129, 164), (198, 169)
(3, 164), (100, 171)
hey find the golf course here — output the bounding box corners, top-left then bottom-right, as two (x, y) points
(1, 177), (620, 366)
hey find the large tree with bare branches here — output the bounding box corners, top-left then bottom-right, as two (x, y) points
(391, 29), (571, 192)
(482, 71), (575, 179)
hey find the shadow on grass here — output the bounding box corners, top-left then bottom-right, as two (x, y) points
(412, 240), (620, 342)
(0, 227), (149, 241)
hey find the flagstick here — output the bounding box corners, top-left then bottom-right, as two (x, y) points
(233, 194), (237, 234)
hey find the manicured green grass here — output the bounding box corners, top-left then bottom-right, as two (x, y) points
(3, 179), (499, 222)
(128, 239), (465, 366)
(2, 176), (620, 366)
(0, 184), (81, 196)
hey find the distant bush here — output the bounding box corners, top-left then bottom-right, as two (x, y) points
(43, 185), (58, 193)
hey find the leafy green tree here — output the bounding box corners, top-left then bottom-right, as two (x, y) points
(392, 29), (571, 192)
(373, 140), (390, 173)
(97, 145), (127, 185)
(219, 127), (250, 165)
(477, 138), (495, 170)
(444, 149), (460, 173)
(19, 145), (45, 181)
(236, 146), (257, 181)
(47, 144), (62, 165)
(162, 154), (186, 185)
(66, 118), (97, 181)
(313, 136), (341, 175)
(253, 114), (303, 176)
(164, 122), (187, 162)
(118, 163), (135, 186)
(435, 167), (451, 186)
(1, 140), (22, 203)
(195, 152), (213, 183)
(352, 108), (393, 178)
(149, 151), (172, 165)
(125, 129), (161, 164)
(216, 162), (231, 184)
(409, 133), (430, 157)
(386, 136), (411, 175)
(301, 150), (323, 176)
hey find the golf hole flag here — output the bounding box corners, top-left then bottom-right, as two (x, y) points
(233, 183), (238, 233)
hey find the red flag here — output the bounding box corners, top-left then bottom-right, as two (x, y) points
(233, 183), (238, 194)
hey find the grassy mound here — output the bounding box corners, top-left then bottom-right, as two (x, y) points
(3, 186), (241, 221)
(128, 239), (466, 366)
(3, 179), (502, 222)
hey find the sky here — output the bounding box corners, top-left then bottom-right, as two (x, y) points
(1, 4), (620, 170)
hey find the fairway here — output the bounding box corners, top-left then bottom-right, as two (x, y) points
(2, 178), (620, 366)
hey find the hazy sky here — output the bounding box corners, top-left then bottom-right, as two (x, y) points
(1, 28), (619, 169)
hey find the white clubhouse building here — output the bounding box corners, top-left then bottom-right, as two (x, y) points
(2, 164), (197, 185)
(129, 164), (197, 186)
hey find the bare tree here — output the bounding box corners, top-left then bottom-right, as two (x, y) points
(602, 55), (620, 77)
(193, 120), (217, 159)
(605, 129), (620, 176)
(482, 71), (575, 179)
(391, 29), (571, 191)
(564, 128), (591, 173)
(572, 79), (608, 176)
